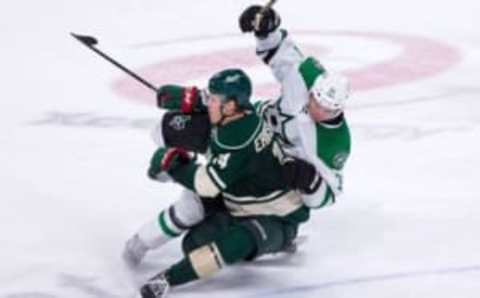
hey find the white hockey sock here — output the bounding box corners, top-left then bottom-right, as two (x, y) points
(137, 208), (184, 249)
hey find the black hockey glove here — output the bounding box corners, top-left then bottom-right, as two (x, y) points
(161, 111), (211, 153)
(282, 157), (322, 194)
(239, 5), (281, 38)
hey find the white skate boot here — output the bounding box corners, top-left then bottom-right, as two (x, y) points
(123, 234), (149, 267)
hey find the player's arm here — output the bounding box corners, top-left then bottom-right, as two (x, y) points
(281, 156), (337, 209)
(148, 147), (248, 198)
(240, 6), (317, 112)
(239, 6), (304, 83)
(156, 85), (208, 113)
(301, 179), (337, 209)
(184, 150), (248, 198)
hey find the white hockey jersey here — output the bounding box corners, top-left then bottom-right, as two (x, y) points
(254, 29), (351, 209)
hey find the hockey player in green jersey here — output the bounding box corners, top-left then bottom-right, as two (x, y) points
(123, 69), (322, 269)
(133, 68), (316, 298)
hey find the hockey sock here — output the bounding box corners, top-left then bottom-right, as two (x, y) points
(157, 209), (185, 238)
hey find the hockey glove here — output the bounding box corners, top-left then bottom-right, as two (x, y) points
(148, 147), (192, 180)
(156, 85), (204, 113)
(239, 5), (281, 38)
(282, 157), (322, 194)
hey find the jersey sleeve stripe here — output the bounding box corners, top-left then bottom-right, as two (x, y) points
(194, 165), (221, 197)
(206, 165), (227, 190)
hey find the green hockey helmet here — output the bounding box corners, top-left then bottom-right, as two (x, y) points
(207, 68), (252, 109)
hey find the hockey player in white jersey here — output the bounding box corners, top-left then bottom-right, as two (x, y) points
(239, 5), (352, 209)
(123, 4), (351, 271)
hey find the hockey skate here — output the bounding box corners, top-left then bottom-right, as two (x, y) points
(123, 234), (149, 267)
(281, 235), (308, 254)
(138, 272), (170, 298)
(282, 241), (298, 254)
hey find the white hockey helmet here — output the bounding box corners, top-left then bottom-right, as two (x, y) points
(310, 72), (351, 111)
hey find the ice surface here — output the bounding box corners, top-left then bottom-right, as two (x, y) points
(1, 0), (479, 297)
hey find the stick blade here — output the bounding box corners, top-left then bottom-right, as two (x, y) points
(70, 32), (98, 46)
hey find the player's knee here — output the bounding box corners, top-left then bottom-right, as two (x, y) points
(173, 191), (206, 227)
(214, 226), (257, 264)
(181, 231), (198, 255)
(187, 243), (225, 279)
(184, 225), (256, 265)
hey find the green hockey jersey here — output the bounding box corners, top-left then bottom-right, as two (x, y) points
(170, 110), (308, 223)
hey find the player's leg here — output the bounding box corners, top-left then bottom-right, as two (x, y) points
(181, 207), (231, 254)
(237, 216), (298, 258)
(139, 215), (298, 297)
(140, 220), (257, 297)
(123, 189), (206, 266)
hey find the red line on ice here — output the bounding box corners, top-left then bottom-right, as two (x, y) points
(112, 31), (461, 105)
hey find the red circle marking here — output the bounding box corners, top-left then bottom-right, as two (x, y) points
(112, 30), (461, 105)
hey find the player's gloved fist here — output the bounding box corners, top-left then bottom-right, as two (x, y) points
(239, 5), (281, 38)
(156, 85), (202, 113)
(282, 157), (322, 194)
(148, 147), (191, 180)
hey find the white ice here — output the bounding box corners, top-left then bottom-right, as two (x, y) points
(1, 0), (479, 297)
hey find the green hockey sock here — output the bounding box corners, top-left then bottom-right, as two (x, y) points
(166, 258), (199, 286)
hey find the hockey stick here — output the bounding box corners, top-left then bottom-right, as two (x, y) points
(262, 0), (278, 12)
(254, 0), (278, 31)
(70, 32), (157, 93)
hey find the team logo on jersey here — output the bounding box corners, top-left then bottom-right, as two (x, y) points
(169, 115), (191, 131)
(274, 99), (295, 145)
(260, 100), (295, 146)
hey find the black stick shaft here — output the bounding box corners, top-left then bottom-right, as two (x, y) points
(71, 33), (157, 93)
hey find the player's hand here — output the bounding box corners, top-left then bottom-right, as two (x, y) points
(148, 147), (191, 180)
(282, 157), (322, 194)
(156, 85), (201, 113)
(239, 5), (281, 38)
